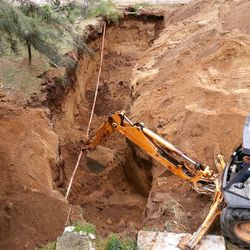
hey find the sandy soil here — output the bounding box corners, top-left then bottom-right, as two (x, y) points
(128, 0), (250, 236)
(54, 16), (165, 236)
(1, 0), (250, 249)
(0, 96), (71, 249)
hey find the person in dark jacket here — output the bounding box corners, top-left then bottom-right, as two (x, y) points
(234, 156), (250, 187)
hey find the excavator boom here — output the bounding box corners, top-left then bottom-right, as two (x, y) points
(82, 111), (226, 249)
(84, 111), (215, 194)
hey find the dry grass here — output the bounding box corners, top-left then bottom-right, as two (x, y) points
(161, 198), (187, 232)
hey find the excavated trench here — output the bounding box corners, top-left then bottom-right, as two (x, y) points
(50, 15), (164, 235)
(3, 2), (250, 248)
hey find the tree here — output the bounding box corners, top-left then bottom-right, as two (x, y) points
(0, 0), (66, 66)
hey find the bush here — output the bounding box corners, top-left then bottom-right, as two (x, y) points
(73, 222), (96, 234)
(37, 241), (56, 250)
(88, 0), (122, 23)
(59, 3), (82, 23)
(131, 2), (151, 12)
(105, 234), (138, 250)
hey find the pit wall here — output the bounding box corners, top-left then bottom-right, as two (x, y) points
(0, 102), (72, 250)
(52, 16), (164, 144)
(47, 14), (164, 234)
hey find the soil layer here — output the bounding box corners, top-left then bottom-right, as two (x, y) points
(0, 1), (250, 249)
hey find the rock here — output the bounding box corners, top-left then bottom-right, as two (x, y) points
(56, 232), (94, 250)
(88, 233), (96, 240)
(106, 218), (113, 225)
(157, 118), (167, 128)
(137, 231), (226, 250)
(187, 212), (192, 218)
(173, 183), (179, 188)
(117, 220), (126, 230)
(79, 231), (87, 236)
(87, 145), (116, 168)
(152, 192), (171, 203)
(64, 226), (75, 233)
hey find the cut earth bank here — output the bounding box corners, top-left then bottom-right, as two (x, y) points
(1, 0), (250, 249)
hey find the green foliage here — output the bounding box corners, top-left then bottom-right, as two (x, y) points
(0, 0), (82, 66)
(16, 0), (76, 24)
(131, 2), (151, 12)
(37, 241), (56, 250)
(40, 5), (55, 23)
(88, 0), (122, 23)
(60, 3), (82, 23)
(0, 0), (39, 40)
(0, 0), (65, 65)
(225, 240), (235, 250)
(73, 222), (96, 234)
(105, 234), (122, 249)
(104, 234), (138, 250)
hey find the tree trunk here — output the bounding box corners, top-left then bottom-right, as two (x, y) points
(26, 40), (32, 65)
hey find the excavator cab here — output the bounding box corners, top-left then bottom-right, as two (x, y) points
(220, 113), (250, 247)
(222, 146), (250, 208)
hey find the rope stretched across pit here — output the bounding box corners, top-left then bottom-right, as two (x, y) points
(65, 21), (107, 224)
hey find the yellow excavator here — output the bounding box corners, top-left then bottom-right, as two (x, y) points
(82, 111), (250, 249)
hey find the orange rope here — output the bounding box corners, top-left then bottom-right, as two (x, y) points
(65, 151), (83, 199)
(65, 22), (107, 203)
(86, 21), (107, 140)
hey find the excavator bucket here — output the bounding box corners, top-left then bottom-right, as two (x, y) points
(84, 145), (116, 173)
(137, 231), (226, 250)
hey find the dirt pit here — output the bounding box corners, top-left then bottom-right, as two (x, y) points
(49, 13), (218, 237)
(1, 1), (250, 249)
(50, 1), (250, 238)
(52, 15), (164, 236)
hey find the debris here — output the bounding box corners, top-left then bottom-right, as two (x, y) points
(106, 218), (113, 225)
(64, 226), (75, 233)
(137, 231), (226, 250)
(117, 220), (126, 230)
(79, 231), (87, 236)
(56, 232), (95, 250)
(87, 233), (96, 240)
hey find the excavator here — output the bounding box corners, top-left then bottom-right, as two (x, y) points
(81, 111), (250, 249)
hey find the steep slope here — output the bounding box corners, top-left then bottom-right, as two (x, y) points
(0, 97), (71, 249)
(129, 0), (250, 229)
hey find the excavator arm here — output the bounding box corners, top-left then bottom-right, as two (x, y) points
(82, 111), (225, 249)
(84, 111), (215, 194)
